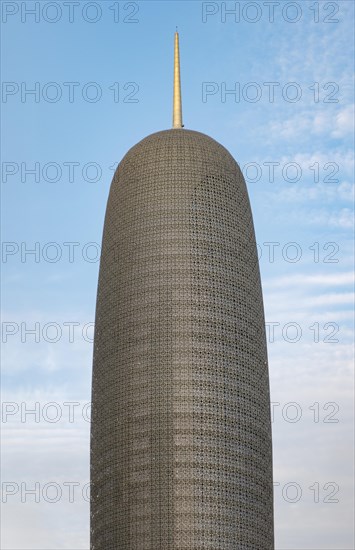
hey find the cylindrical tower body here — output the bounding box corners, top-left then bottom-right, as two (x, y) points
(91, 129), (273, 549)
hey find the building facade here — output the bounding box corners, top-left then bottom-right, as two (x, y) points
(91, 33), (273, 550)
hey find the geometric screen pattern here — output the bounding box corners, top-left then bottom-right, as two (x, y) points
(91, 129), (274, 549)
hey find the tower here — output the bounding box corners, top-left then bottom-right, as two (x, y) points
(90, 32), (274, 549)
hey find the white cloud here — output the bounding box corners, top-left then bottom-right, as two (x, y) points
(1, 386), (90, 549)
(276, 181), (354, 204)
(270, 206), (354, 229)
(328, 208), (354, 229)
(270, 105), (354, 140)
(307, 292), (354, 307)
(1, 311), (93, 375)
(332, 104), (355, 138)
(265, 271), (354, 289)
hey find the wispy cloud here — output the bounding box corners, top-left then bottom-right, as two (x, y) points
(270, 105), (354, 140)
(265, 271), (354, 288)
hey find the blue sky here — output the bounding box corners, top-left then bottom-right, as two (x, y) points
(1, 1), (354, 548)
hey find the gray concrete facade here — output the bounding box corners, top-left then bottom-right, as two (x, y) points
(91, 129), (274, 549)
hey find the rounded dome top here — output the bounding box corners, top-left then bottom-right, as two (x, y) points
(118, 129), (238, 175)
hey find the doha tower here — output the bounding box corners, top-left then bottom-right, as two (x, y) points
(91, 33), (274, 549)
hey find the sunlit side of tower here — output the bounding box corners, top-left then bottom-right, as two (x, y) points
(91, 32), (274, 549)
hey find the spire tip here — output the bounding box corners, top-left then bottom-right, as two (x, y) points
(173, 30), (183, 129)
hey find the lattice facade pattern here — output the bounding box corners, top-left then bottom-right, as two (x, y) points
(91, 129), (274, 549)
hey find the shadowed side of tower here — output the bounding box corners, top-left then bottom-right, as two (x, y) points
(90, 129), (274, 549)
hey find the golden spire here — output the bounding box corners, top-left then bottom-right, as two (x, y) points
(173, 29), (183, 128)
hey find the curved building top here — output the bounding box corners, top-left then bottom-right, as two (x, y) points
(117, 128), (238, 177)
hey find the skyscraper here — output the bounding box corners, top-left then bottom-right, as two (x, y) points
(91, 32), (274, 549)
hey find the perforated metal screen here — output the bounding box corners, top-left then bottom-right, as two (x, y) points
(90, 129), (274, 549)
